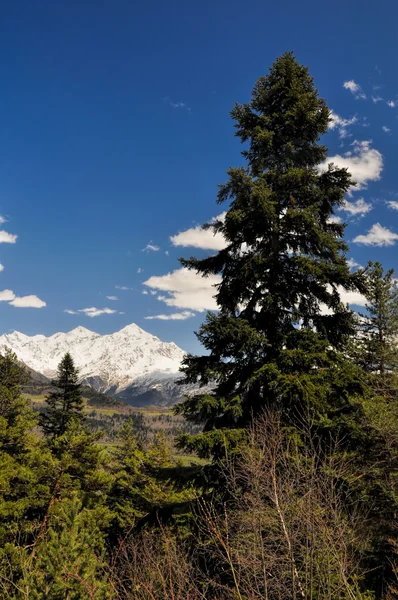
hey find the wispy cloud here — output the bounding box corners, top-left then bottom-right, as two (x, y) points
(145, 311), (196, 321)
(382, 126), (391, 133)
(65, 306), (120, 317)
(142, 243), (160, 252)
(347, 258), (362, 270)
(387, 100), (396, 108)
(343, 80), (366, 100)
(78, 307), (118, 317)
(329, 111), (357, 139)
(372, 96), (383, 103)
(164, 96), (191, 113)
(387, 200), (398, 210)
(106, 296), (118, 301)
(115, 285), (132, 291)
(137, 267), (143, 274)
(353, 223), (398, 246)
(341, 198), (372, 217)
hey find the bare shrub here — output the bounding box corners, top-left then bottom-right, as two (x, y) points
(196, 411), (372, 600)
(109, 524), (208, 600)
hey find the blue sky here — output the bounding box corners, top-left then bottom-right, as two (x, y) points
(1, 0), (398, 353)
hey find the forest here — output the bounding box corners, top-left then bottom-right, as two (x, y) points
(0, 52), (397, 599)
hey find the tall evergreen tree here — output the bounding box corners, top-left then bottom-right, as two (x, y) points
(40, 353), (84, 438)
(176, 52), (364, 457)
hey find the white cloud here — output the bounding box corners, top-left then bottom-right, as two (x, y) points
(329, 111), (357, 139)
(387, 100), (396, 108)
(0, 290), (15, 302)
(137, 267), (143, 273)
(372, 96), (383, 103)
(106, 296), (118, 301)
(341, 197), (372, 217)
(0, 217), (6, 224)
(142, 290), (148, 295)
(347, 258), (362, 270)
(142, 243), (160, 252)
(353, 223), (398, 246)
(0, 231), (17, 244)
(78, 307), (117, 317)
(115, 285), (131, 291)
(343, 80), (366, 100)
(170, 212), (227, 251)
(319, 140), (383, 191)
(382, 126), (391, 133)
(9, 295), (46, 308)
(338, 288), (367, 307)
(387, 201), (398, 210)
(321, 285), (367, 314)
(343, 80), (360, 93)
(0, 264), (4, 272)
(144, 267), (220, 312)
(328, 214), (343, 224)
(145, 311), (196, 321)
(65, 309), (78, 315)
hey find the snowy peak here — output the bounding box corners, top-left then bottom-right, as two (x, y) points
(0, 323), (186, 398)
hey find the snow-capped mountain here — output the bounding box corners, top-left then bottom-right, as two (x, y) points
(0, 324), (189, 405)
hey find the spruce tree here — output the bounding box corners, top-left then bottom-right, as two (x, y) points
(40, 352), (84, 438)
(176, 52), (364, 457)
(358, 261), (398, 377)
(0, 350), (54, 559)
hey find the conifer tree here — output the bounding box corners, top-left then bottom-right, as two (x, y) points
(17, 495), (113, 599)
(358, 261), (398, 378)
(0, 350), (54, 559)
(176, 52), (364, 457)
(40, 352), (84, 438)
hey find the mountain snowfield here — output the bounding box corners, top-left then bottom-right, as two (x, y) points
(0, 324), (189, 405)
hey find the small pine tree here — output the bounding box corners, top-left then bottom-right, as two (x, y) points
(40, 353), (84, 438)
(17, 495), (113, 599)
(358, 261), (398, 377)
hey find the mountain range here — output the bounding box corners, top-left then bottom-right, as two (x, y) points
(0, 324), (191, 406)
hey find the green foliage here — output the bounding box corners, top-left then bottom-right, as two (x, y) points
(108, 421), (195, 533)
(50, 420), (113, 502)
(0, 350), (54, 553)
(40, 353), (84, 438)
(177, 52), (365, 456)
(14, 495), (113, 599)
